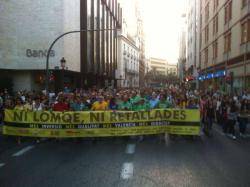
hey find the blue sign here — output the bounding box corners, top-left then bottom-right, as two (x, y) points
(198, 70), (225, 81)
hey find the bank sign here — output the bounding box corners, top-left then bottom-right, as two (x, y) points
(26, 49), (55, 58)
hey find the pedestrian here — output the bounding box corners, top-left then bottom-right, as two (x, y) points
(225, 100), (238, 140)
(204, 97), (215, 136)
(238, 98), (249, 138)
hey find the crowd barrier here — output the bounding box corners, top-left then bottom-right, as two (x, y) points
(3, 109), (200, 137)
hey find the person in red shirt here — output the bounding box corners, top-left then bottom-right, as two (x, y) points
(53, 95), (69, 111)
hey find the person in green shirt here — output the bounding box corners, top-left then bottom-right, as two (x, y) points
(157, 94), (169, 109)
(118, 94), (132, 110)
(133, 98), (150, 111)
(130, 91), (141, 106)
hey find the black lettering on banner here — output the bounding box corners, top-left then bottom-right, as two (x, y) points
(132, 112), (140, 121)
(155, 110), (163, 119)
(62, 113), (72, 123)
(148, 111), (155, 120)
(40, 112), (50, 122)
(50, 112), (61, 123)
(90, 112), (101, 122)
(173, 110), (179, 119)
(110, 112), (117, 122)
(33, 112), (40, 122)
(163, 110), (172, 119)
(73, 113), (80, 123)
(24, 111), (28, 121)
(118, 112), (125, 121)
(13, 111), (23, 121)
(180, 110), (186, 120)
(139, 111), (147, 120)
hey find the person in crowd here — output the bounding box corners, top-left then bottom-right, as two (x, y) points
(70, 96), (86, 111)
(33, 97), (44, 111)
(156, 94), (169, 109)
(24, 97), (33, 111)
(215, 96), (222, 125)
(109, 97), (118, 110)
(225, 100), (238, 140)
(204, 97), (215, 136)
(53, 95), (69, 112)
(238, 98), (249, 138)
(133, 98), (150, 111)
(14, 97), (24, 110)
(187, 98), (199, 109)
(149, 92), (159, 109)
(91, 96), (108, 111)
(118, 95), (132, 111)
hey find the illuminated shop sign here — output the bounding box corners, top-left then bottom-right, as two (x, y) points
(198, 70), (225, 81)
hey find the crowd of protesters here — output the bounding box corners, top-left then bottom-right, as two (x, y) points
(0, 86), (249, 140)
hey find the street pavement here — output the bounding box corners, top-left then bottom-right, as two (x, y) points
(1, 125), (250, 187)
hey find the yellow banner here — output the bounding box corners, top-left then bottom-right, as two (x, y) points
(3, 109), (200, 137)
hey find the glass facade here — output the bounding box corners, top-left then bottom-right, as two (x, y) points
(80, 0), (121, 86)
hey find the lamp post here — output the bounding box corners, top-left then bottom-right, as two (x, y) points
(44, 28), (120, 94)
(60, 57), (66, 91)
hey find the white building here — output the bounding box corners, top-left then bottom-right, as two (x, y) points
(178, 13), (187, 81)
(117, 20), (140, 88)
(0, 0), (80, 91)
(186, 0), (200, 87)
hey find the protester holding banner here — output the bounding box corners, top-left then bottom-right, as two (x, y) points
(91, 96), (108, 111)
(1, 87), (249, 140)
(53, 95), (69, 112)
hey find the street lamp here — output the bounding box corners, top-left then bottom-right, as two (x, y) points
(60, 57), (66, 69)
(60, 57), (66, 91)
(44, 28), (120, 94)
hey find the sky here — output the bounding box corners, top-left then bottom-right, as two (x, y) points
(142, 0), (186, 64)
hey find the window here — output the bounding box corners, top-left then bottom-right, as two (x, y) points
(205, 25), (209, 43)
(242, 0), (247, 8)
(213, 40), (218, 59)
(241, 20), (250, 43)
(225, 1), (232, 24)
(205, 3), (209, 22)
(224, 32), (231, 53)
(200, 14), (203, 28)
(205, 48), (208, 65)
(241, 21), (248, 44)
(213, 14), (218, 34)
(214, 0), (219, 11)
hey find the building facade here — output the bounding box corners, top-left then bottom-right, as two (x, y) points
(148, 58), (167, 75)
(166, 63), (178, 76)
(178, 13), (187, 82)
(0, 0), (81, 91)
(80, 0), (122, 88)
(117, 21), (140, 88)
(186, 0), (200, 88)
(0, 0), (122, 91)
(148, 58), (177, 76)
(199, 0), (250, 93)
(118, 0), (145, 87)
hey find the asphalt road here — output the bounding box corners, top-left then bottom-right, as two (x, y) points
(1, 126), (250, 187)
